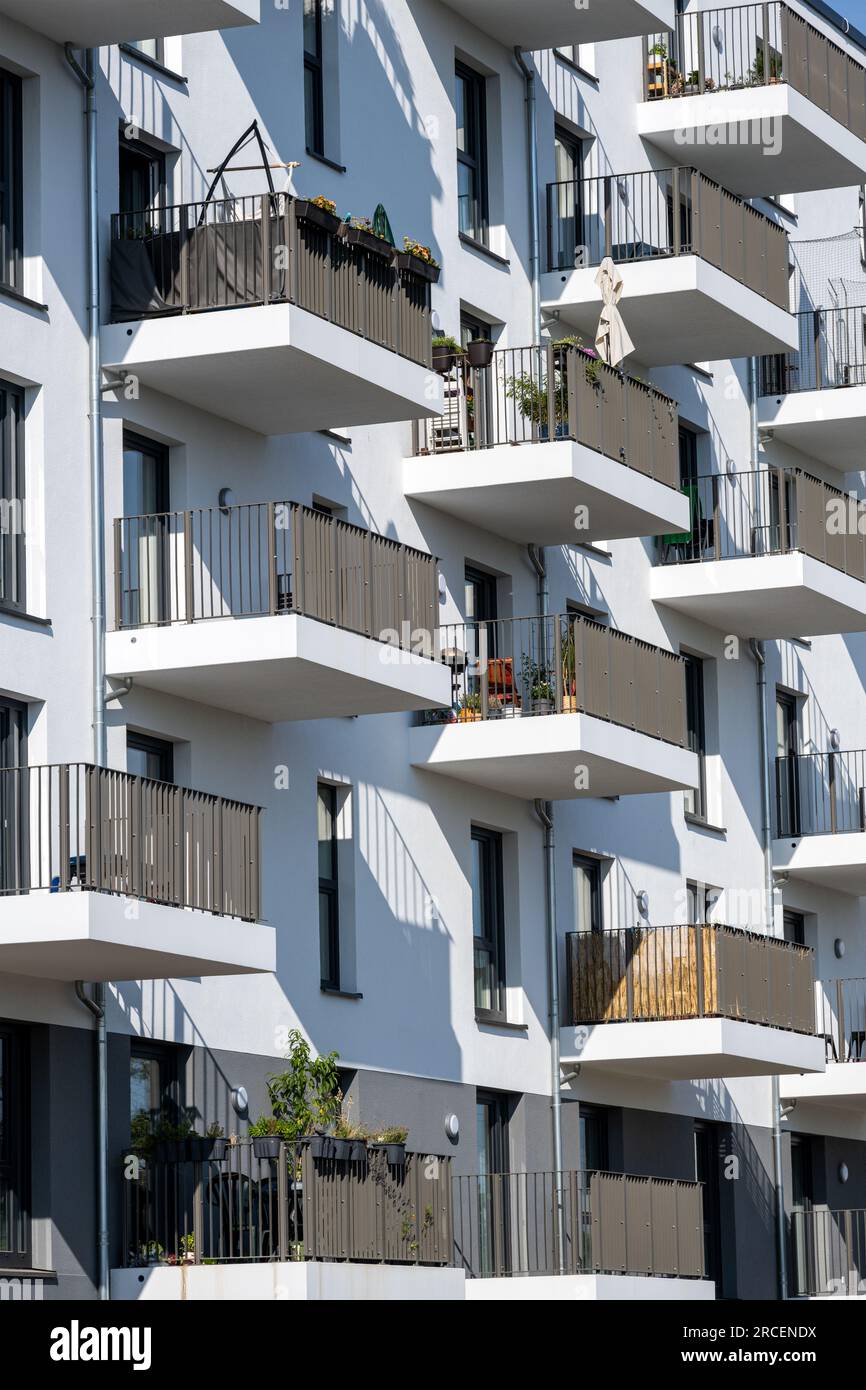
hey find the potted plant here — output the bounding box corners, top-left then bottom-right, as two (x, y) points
(466, 337), (495, 370)
(458, 691), (482, 722)
(397, 235), (441, 283)
(506, 367), (567, 439)
(486, 694), (505, 720)
(149, 1110), (193, 1162)
(293, 193), (342, 235)
(340, 215), (394, 258)
(248, 1115), (291, 1160)
(432, 334), (463, 375)
(368, 1125), (408, 1167)
(334, 1107), (369, 1162)
(187, 1122), (227, 1162)
(646, 41), (674, 98)
(249, 1028), (342, 1162)
(522, 655), (555, 715)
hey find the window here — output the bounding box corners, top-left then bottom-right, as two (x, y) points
(775, 691), (800, 836)
(122, 432), (169, 627)
(579, 1104), (608, 1174)
(683, 654), (706, 820)
(0, 379), (24, 612)
(118, 134), (165, 231)
(126, 38), (165, 64)
(127, 732), (174, 783)
(0, 1023), (30, 1268)
(686, 880), (714, 924)
(0, 68), (22, 291)
(0, 699), (26, 896)
(556, 44), (597, 77)
(573, 854), (602, 934)
(475, 1090), (511, 1274)
(784, 909), (806, 946)
(678, 425), (698, 487)
(456, 64), (488, 245)
(471, 827), (505, 1019)
(694, 1122), (723, 1289)
(318, 782), (340, 989)
(552, 127), (585, 271)
(304, 0), (325, 156)
(130, 1043), (181, 1144)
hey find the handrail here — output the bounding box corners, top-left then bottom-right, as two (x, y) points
(774, 749), (866, 838)
(760, 304), (866, 394)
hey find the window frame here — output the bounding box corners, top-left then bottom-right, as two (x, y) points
(572, 852), (603, 935)
(471, 826), (506, 1022)
(0, 67), (23, 292)
(0, 1022), (30, 1269)
(683, 653), (707, 821)
(455, 62), (489, 246)
(0, 378), (24, 613)
(126, 731), (175, 784)
(318, 781), (340, 990)
(304, 0), (325, 158)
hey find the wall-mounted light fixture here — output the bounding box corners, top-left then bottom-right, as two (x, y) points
(835, 939), (846, 959)
(636, 890), (649, 918)
(218, 487), (235, 513)
(230, 1086), (249, 1117)
(444, 1113), (460, 1142)
(839, 1162), (849, 1184)
(830, 729), (841, 751)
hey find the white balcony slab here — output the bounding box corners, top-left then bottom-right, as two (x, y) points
(0, 892), (275, 983)
(758, 386), (866, 473)
(466, 1274), (715, 1301)
(101, 304), (441, 436)
(781, 1065), (866, 1109)
(403, 440), (689, 545)
(560, 1019), (826, 1080)
(772, 833), (866, 895)
(442, 0), (673, 47)
(106, 615), (452, 722)
(651, 553), (866, 638)
(541, 258), (796, 368)
(112, 1262), (465, 1300)
(637, 84), (866, 197)
(410, 712), (698, 801)
(0, 0), (258, 45)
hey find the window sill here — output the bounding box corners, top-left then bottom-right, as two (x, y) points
(305, 148), (347, 174)
(687, 363), (714, 383)
(0, 604), (51, 628)
(475, 1013), (528, 1033)
(0, 282), (48, 314)
(684, 812), (727, 837)
(554, 51), (599, 87)
(321, 986), (363, 1000)
(119, 44), (188, 84)
(458, 233), (510, 268)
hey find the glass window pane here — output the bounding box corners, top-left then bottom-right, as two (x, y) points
(457, 162), (476, 239)
(455, 74), (467, 154)
(317, 785), (335, 878)
(303, 0), (321, 58)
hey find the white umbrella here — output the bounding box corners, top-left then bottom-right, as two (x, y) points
(594, 256), (634, 367)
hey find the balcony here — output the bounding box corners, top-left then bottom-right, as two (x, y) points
(105, 500), (451, 722)
(404, 345), (689, 545)
(637, 3), (866, 196)
(542, 168), (795, 366)
(410, 613), (698, 801)
(0, 0), (258, 45)
(773, 750), (866, 893)
(781, 978), (866, 1110)
(0, 763), (274, 982)
(102, 194), (439, 435)
(791, 1208), (866, 1298)
(441, 0), (675, 49)
(562, 924), (824, 1079)
(759, 306), (866, 472)
(651, 467), (866, 638)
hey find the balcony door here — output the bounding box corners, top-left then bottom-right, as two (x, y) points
(553, 127), (584, 270)
(694, 1122), (723, 1290)
(119, 134), (166, 233)
(0, 1024), (29, 1268)
(775, 692), (800, 836)
(0, 378), (24, 612)
(475, 1091), (510, 1275)
(790, 1135), (815, 1296)
(0, 700), (26, 896)
(464, 565), (498, 705)
(122, 433), (170, 626)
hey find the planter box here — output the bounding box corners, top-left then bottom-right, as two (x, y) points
(396, 251), (440, 283)
(293, 200), (342, 236)
(251, 1135), (283, 1160)
(341, 225), (395, 259)
(187, 1136), (227, 1162)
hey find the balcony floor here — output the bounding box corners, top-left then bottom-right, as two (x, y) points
(410, 713), (698, 801)
(772, 833), (866, 895)
(403, 440), (689, 545)
(106, 615), (452, 722)
(0, 0), (258, 45)
(560, 1019), (826, 1080)
(442, 0), (673, 47)
(651, 553), (866, 638)
(0, 892), (275, 983)
(758, 386), (866, 473)
(101, 303), (440, 436)
(541, 257), (796, 368)
(637, 85), (866, 197)
(781, 1065), (866, 1109)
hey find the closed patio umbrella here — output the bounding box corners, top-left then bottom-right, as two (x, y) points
(594, 256), (634, 367)
(372, 203), (396, 247)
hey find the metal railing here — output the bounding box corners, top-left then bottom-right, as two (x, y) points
(567, 924), (815, 1034)
(813, 977), (866, 1064)
(110, 193), (432, 367)
(792, 1209), (866, 1297)
(760, 305), (866, 395)
(775, 749), (866, 838)
(0, 763), (261, 921)
(412, 343), (679, 488)
(546, 166), (789, 309)
(114, 500), (438, 652)
(453, 1169), (705, 1279)
(643, 1), (866, 140)
(657, 466), (866, 582)
(428, 613), (687, 746)
(122, 1141), (452, 1267)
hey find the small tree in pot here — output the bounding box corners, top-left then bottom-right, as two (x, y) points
(249, 1029), (341, 1159)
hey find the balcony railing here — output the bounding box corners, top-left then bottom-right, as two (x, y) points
(760, 305), (866, 395)
(411, 343), (679, 488)
(567, 924), (815, 1034)
(0, 764), (261, 922)
(792, 1209), (866, 1297)
(813, 977), (866, 1064)
(452, 1169), (705, 1280)
(775, 749), (866, 838)
(122, 1141), (452, 1268)
(114, 500), (438, 652)
(110, 193), (433, 367)
(657, 466), (866, 582)
(428, 613), (687, 746)
(546, 166), (789, 309)
(643, 1), (866, 140)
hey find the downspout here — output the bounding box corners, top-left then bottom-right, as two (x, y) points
(65, 43), (109, 1303)
(514, 48), (541, 346)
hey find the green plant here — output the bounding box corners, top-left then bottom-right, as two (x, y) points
(459, 691), (481, 713)
(261, 1028), (341, 1140)
(309, 194), (337, 215)
(649, 41), (668, 58)
(403, 235), (438, 266)
(748, 46), (782, 84)
(205, 1121), (224, 1139)
(346, 214), (389, 239)
(522, 654), (554, 703)
(248, 1114), (293, 1139)
(371, 1124), (409, 1144)
(432, 334), (463, 352)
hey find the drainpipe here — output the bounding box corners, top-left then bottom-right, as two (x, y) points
(65, 44), (109, 1303)
(514, 49), (541, 346)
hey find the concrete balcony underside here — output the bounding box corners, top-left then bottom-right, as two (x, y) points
(637, 85), (866, 197)
(0, 0), (258, 45)
(410, 714), (698, 801)
(442, 0), (674, 48)
(403, 440), (690, 545)
(758, 386), (866, 472)
(0, 893), (276, 983)
(106, 615), (452, 722)
(101, 304), (441, 436)
(651, 553), (866, 638)
(781, 1066), (866, 1109)
(560, 1019), (826, 1080)
(541, 258), (796, 368)
(773, 834), (866, 895)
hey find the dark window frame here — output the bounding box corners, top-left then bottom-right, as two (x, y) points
(683, 653), (707, 821)
(118, 132), (167, 230)
(0, 378), (24, 613)
(127, 38), (166, 65)
(0, 1021), (30, 1268)
(126, 731), (175, 784)
(456, 62), (489, 246)
(579, 1102), (609, 1175)
(471, 826), (506, 1022)
(130, 1040), (184, 1141)
(304, 0), (325, 158)
(0, 698), (27, 895)
(572, 852), (603, 934)
(318, 781), (340, 990)
(0, 68), (23, 292)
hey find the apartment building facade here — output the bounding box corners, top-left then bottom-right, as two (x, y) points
(2, 0), (866, 1300)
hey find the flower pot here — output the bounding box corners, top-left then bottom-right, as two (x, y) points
(531, 698), (554, 716)
(331, 1138), (352, 1162)
(307, 1134), (335, 1161)
(466, 338), (494, 371)
(385, 1143), (407, 1167)
(396, 251), (440, 283)
(187, 1136), (227, 1162)
(458, 708), (481, 722)
(348, 1140), (368, 1163)
(340, 224), (394, 259)
(432, 344), (459, 375)
(293, 199), (342, 236)
(252, 1135), (283, 1160)
(562, 695), (578, 713)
